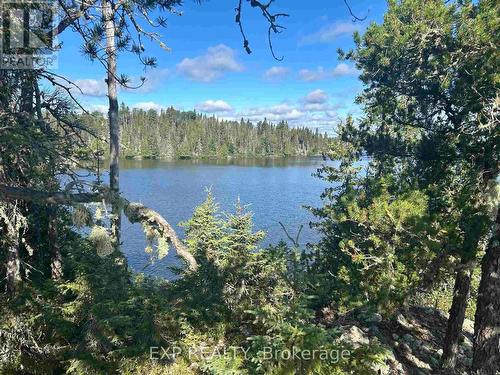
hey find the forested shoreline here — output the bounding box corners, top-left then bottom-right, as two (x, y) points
(81, 106), (329, 160)
(1, 0), (499, 374)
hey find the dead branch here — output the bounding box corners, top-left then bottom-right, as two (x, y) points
(235, 0), (289, 60)
(343, 0), (368, 22)
(278, 221), (303, 248)
(123, 201), (197, 271)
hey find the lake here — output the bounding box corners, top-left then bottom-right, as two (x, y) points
(106, 157), (329, 278)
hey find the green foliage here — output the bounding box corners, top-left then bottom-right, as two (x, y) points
(310, 156), (440, 313)
(5, 2), (497, 373)
(310, 0), (499, 319)
(0, 220), (172, 374)
(119, 358), (195, 375)
(1, 193), (391, 375)
(81, 106), (329, 160)
(412, 264), (482, 321)
(167, 194), (384, 374)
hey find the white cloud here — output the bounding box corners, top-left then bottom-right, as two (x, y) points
(196, 100), (233, 113)
(177, 44), (244, 82)
(240, 105), (338, 131)
(298, 64), (357, 81)
(262, 103), (296, 116)
(332, 63), (357, 77)
(302, 103), (327, 111)
(73, 69), (170, 98)
(210, 98), (345, 134)
(263, 66), (289, 81)
(299, 21), (359, 45)
(302, 102), (344, 112)
(87, 104), (108, 114)
(298, 67), (327, 81)
(303, 89), (328, 104)
(129, 68), (170, 93)
(74, 78), (107, 97)
(232, 103), (305, 122)
(132, 101), (164, 111)
(300, 91), (343, 113)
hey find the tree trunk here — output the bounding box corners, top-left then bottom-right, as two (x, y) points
(48, 207), (63, 280)
(20, 71), (34, 114)
(472, 210), (500, 375)
(1, 204), (22, 295)
(103, 0), (122, 253)
(441, 258), (473, 371)
(5, 238), (21, 295)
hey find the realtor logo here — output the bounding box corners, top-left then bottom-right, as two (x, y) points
(0, 0), (58, 69)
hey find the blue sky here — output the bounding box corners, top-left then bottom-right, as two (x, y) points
(55, 0), (387, 132)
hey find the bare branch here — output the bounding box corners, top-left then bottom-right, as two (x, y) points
(50, 0), (97, 37)
(235, 0), (289, 60)
(278, 221), (303, 248)
(343, 0), (368, 22)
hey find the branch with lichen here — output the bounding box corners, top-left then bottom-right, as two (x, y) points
(0, 184), (198, 272)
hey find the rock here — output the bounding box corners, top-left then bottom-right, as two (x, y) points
(340, 325), (370, 348)
(335, 306), (472, 375)
(462, 334), (473, 348)
(395, 313), (414, 330)
(189, 362), (199, 371)
(400, 342), (412, 353)
(405, 352), (432, 371)
(463, 318), (474, 335)
(393, 363), (405, 374)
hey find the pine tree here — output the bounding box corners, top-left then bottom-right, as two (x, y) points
(319, 0), (499, 371)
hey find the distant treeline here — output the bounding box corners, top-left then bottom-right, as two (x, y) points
(81, 105), (330, 159)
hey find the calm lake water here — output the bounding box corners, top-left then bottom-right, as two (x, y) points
(104, 157), (329, 278)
